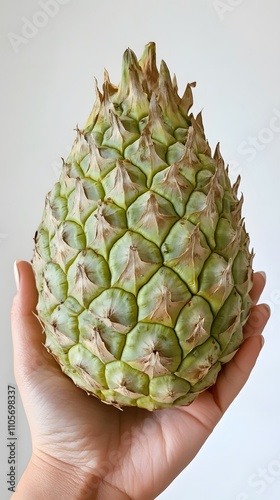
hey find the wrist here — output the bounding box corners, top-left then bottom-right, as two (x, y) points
(12, 452), (100, 500)
(12, 451), (132, 500)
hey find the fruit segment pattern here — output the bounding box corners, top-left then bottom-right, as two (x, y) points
(32, 43), (253, 410)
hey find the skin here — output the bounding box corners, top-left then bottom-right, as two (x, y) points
(11, 261), (270, 500)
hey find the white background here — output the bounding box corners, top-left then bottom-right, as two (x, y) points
(1, 1), (280, 499)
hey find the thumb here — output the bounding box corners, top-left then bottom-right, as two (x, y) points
(11, 261), (45, 382)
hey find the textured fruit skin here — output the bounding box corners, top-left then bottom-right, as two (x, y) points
(32, 43), (253, 410)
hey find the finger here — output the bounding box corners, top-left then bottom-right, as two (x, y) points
(212, 303), (270, 413)
(11, 261), (46, 379)
(243, 303), (271, 339)
(250, 271), (266, 305)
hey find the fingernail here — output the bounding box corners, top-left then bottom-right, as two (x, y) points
(14, 261), (20, 291)
(260, 335), (265, 348)
(263, 303), (271, 316)
(259, 271), (266, 283)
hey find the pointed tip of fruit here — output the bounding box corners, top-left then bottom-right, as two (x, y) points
(123, 47), (138, 67)
(138, 42), (159, 97)
(158, 60), (174, 94)
(159, 59), (166, 69)
(146, 41), (156, 49)
(140, 41), (157, 61)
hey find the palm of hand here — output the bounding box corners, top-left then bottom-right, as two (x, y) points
(23, 342), (217, 499)
(12, 262), (268, 500)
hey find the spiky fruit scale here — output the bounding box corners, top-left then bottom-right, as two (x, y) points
(32, 43), (253, 410)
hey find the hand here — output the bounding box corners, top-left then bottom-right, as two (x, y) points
(11, 261), (270, 500)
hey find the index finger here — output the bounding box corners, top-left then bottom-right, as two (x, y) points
(250, 271), (266, 305)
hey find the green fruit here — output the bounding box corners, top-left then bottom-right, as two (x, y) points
(32, 43), (253, 410)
